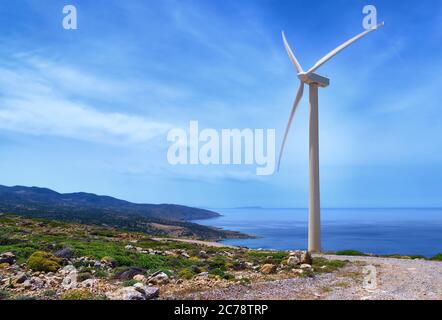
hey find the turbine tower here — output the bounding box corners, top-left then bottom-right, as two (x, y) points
(278, 23), (384, 252)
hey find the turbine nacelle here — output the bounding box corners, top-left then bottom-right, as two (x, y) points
(298, 73), (330, 88)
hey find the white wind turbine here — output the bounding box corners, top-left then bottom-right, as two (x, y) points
(278, 23), (384, 252)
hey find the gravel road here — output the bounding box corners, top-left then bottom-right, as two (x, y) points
(182, 254), (442, 300)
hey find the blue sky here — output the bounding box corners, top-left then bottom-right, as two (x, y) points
(1, 0), (442, 208)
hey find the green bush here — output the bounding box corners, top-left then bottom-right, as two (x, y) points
(61, 289), (106, 300)
(178, 268), (195, 280)
(122, 279), (139, 287)
(26, 251), (61, 272)
(0, 289), (11, 300)
(312, 257), (347, 273)
(77, 272), (93, 282)
(430, 253), (442, 261)
(335, 250), (367, 256)
(208, 257), (228, 271)
(208, 268), (225, 278)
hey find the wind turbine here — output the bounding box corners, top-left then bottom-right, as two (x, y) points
(278, 23), (384, 252)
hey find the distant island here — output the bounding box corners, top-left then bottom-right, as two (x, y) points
(0, 185), (249, 241)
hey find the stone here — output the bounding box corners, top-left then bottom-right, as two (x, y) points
(260, 264), (277, 274)
(287, 256), (300, 266)
(148, 271), (169, 285)
(80, 279), (98, 288)
(133, 274), (146, 283)
(54, 248), (74, 259)
(61, 266), (78, 290)
(30, 276), (45, 289)
(108, 287), (145, 300)
(300, 264), (312, 269)
(300, 251), (313, 265)
(292, 269), (304, 275)
(199, 250), (208, 259)
(0, 252), (16, 265)
(15, 272), (28, 284)
(113, 267), (145, 281)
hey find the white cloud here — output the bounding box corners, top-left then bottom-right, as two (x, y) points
(0, 57), (172, 145)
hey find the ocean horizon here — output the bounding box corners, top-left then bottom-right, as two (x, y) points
(194, 208), (442, 257)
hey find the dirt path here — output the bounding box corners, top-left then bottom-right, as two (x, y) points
(181, 255), (442, 300)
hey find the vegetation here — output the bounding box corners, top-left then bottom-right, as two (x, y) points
(26, 251), (61, 272)
(335, 250), (368, 256)
(312, 257), (347, 273)
(0, 185), (250, 240)
(61, 289), (106, 300)
(430, 253), (442, 261)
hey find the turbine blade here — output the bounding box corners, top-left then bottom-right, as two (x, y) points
(307, 23), (384, 74)
(277, 82), (305, 171)
(282, 31), (304, 74)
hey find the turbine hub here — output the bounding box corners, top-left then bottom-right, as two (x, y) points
(298, 73), (330, 88)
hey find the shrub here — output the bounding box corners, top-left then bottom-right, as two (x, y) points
(0, 289), (11, 300)
(94, 269), (109, 278)
(122, 279), (138, 287)
(61, 289), (106, 300)
(77, 272), (93, 282)
(335, 250), (367, 256)
(312, 257), (347, 273)
(208, 268), (225, 278)
(178, 268), (194, 280)
(26, 251), (61, 272)
(430, 253), (442, 261)
(208, 257), (228, 271)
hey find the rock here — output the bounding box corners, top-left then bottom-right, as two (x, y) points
(60, 265), (77, 275)
(140, 286), (160, 300)
(30, 276), (45, 289)
(80, 279), (99, 288)
(300, 251), (313, 265)
(113, 267), (145, 281)
(133, 274), (146, 283)
(108, 287), (144, 300)
(260, 264), (277, 274)
(23, 279), (32, 289)
(15, 272), (28, 284)
(287, 256), (300, 266)
(101, 256), (118, 268)
(124, 245), (134, 250)
(195, 272), (209, 279)
(0, 252), (16, 265)
(107, 285), (159, 300)
(300, 264), (312, 269)
(198, 251), (208, 259)
(61, 265), (78, 290)
(292, 269), (304, 275)
(54, 248), (74, 259)
(148, 271), (169, 285)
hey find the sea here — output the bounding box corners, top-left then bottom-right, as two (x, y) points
(193, 208), (442, 258)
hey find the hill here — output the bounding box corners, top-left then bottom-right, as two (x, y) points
(0, 185), (245, 240)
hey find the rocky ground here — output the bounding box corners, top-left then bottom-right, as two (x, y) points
(1, 214), (441, 300)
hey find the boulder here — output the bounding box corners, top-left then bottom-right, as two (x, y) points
(15, 272), (28, 284)
(133, 283), (160, 300)
(113, 267), (145, 281)
(260, 264), (277, 274)
(54, 248), (74, 260)
(61, 265), (78, 290)
(0, 252), (16, 265)
(300, 251), (313, 265)
(133, 274), (146, 283)
(79, 279), (99, 288)
(300, 264), (312, 269)
(287, 256), (300, 266)
(107, 285), (159, 300)
(148, 271), (169, 285)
